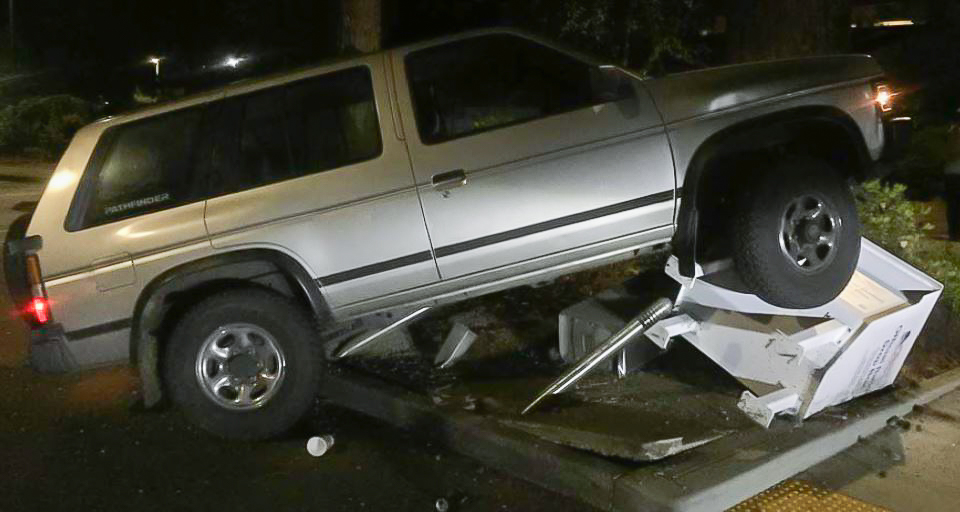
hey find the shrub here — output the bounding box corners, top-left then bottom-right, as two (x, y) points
(857, 181), (932, 259)
(0, 95), (95, 159)
(888, 124), (960, 198)
(857, 180), (960, 311)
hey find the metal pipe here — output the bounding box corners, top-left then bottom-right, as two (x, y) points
(521, 298), (674, 415)
(334, 306), (432, 359)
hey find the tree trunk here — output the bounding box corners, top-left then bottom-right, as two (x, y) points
(341, 0), (382, 53)
(725, 0), (851, 64)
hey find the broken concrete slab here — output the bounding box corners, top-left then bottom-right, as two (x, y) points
(322, 365), (960, 512)
(503, 420), (731, 462)
(437, 372), (752, 462)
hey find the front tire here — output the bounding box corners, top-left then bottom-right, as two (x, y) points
(732, 157), (860, 309)
(163, 289), (321, 440)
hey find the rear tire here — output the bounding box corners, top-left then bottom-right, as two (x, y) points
(163, 289), (322, 440)
(732, 157), (860, 309)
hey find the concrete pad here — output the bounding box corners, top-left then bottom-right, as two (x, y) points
(322, 366), (960, 512)
(799, 383), (960, 511)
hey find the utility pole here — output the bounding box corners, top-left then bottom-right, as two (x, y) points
(340, 0), (382, 53)
(8, 0), (14, 70)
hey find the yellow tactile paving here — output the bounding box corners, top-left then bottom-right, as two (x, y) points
(730, 480), (888, 512)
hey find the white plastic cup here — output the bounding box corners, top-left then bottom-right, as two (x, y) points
(306, 435), (335, 457)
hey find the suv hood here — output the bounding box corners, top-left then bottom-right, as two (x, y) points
(643, 55), (884, 125)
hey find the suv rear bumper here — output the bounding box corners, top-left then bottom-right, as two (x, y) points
(28, 324), (78, 373)
(883, 116), (913, 160)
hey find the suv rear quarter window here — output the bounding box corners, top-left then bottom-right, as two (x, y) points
(69, 106), (205, 230)
(68, 65), (382, 230)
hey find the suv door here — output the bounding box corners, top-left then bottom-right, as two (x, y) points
(393, 33), (676, 280)
(203, 58), (439, 310)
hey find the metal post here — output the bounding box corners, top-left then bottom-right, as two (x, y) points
(521, 298), (674, 415)
(9, 0), (14, 70)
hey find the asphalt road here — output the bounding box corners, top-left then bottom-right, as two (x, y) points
(0, 160), (48, 238)
(0, 161), (590, 512)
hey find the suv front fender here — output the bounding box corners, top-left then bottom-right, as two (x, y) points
(674, 106), (873, 277)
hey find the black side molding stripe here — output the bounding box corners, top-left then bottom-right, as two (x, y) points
(319, 251), (434, 286)
(316, 189), (675, 286)
(434, 189), (675, 258)
(66, 318), (132, 341)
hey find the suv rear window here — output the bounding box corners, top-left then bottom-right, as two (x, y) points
(71, 107), (205, 229)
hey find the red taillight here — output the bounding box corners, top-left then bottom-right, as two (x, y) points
(27, 297), (50, 324)
(22, 253), (52, 325)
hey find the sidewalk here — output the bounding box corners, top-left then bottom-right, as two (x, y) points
(796, 385), (960, 511)
(0, 157), (55, 182)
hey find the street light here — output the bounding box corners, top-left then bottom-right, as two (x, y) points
(223, 56), (246, 69)
(147, 56), (164, 78)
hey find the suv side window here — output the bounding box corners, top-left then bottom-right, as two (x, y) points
(74, 107), (205, 229)
(214, 66), (382, 195)
(69, 66), (381, 230)
(239, 88), (292, 189)
(406, 34), (600, 144)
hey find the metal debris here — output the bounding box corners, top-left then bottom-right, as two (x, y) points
(522, 298), (674, 415)
(434, 323), (478, 369)
(886, 416), (911, 432)
(335, 307), (432, 359)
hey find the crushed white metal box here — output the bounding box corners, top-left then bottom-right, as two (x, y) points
(646, 238), (942, 427)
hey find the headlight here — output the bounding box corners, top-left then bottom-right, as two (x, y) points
(875, 83), (894, 112)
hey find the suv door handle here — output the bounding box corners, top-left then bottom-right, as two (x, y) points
(432, 170), (467, 192)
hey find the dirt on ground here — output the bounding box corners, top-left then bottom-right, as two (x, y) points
(900, 301), (960, 384)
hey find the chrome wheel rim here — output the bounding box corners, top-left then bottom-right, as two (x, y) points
(778, 195), (841, 274)
(195, 323), (286, 411)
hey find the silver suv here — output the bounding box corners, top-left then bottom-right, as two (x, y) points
(5, 29), (900, 439)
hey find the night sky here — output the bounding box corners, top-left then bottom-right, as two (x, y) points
(6, 1), (510, 97)
(1, 1), (956, 122)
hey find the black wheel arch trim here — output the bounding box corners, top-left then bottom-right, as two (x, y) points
(130, 248), (329, 408)
(673, 105), (873, 277)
